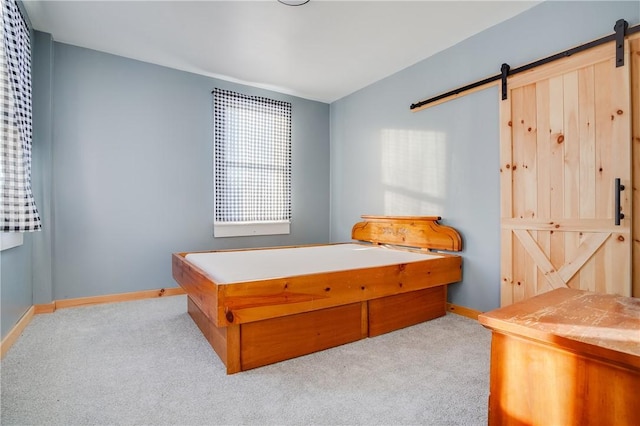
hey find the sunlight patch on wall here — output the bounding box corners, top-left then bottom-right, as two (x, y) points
(381, 129), (447, 216)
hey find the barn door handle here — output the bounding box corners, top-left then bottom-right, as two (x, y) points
(615, 178), (625, 226)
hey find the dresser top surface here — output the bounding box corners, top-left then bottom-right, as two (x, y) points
(479, 288), (640, 368)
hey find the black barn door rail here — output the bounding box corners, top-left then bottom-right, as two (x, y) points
(410, 19), (640, 111)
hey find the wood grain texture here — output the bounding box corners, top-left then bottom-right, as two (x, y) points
(240, 303), (364, 371)
(479, 288), (640, 369)
(446, 303), (483, 320)
(480, 288), (640, 426)
(0, 306), (35, 359)
(500, 87), (514, 306)
(188, 296), (229, 366)
(631, 36), (640, 297)
(368, 286), (445, 337)
(351, 215), (462, 251)
(535, 79), (552, 296)
(487, 332), (639, 426)
(54, 287), (185, 310)
(500, 39), (632, 305)
(173, 253), (220, 326)
(33, 303), (55, 314)
(188, 296), (242, 374)
(216, 253), (461, 326)
(508, 42), (616, 89)
(173, 216), (463, 373)
(411, 32), (636, 114)
(226, 324), (241, 374)
(411, 31), (640, 300)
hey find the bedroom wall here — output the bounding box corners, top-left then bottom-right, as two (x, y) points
(28, 39), (330, 302)
(3, 1), (636, 341)
(1, 3), (41, 339)
(31, 31), (54, 305)
(1, 242), (33, 338)
(329, 1), (640, 312)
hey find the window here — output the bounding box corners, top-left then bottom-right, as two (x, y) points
(213, 88), (291, 237)
(1, 0), (41, 236)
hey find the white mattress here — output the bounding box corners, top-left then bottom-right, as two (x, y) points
(185, 243), (442, 284)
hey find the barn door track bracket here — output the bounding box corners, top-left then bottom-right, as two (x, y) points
(411, 18), (639, 110)
(614, 19), (629, 67)
(500, 63), (510, 101)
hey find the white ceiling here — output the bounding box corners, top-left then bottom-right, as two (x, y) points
(22, 0), (540, 103)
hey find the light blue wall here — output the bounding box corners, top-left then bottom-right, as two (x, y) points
(1, 1), (39, 338)
(3, 0), (638, 341)
(31, 31), (54, 305)
(1, 241), (33, 337)
(330, 1), (639, 312)
(38, 41), (330, 301)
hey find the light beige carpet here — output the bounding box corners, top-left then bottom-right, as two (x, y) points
(1, 295), (491, 425)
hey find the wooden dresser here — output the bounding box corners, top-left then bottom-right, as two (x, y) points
(478, 288), (640, 426)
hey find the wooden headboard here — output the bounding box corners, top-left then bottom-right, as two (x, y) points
(351, 215), (462, 252)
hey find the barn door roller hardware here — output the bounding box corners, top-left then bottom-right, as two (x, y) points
(614, 19), (629, 67)
(500, 63), (510, 101)
(410, 19), (639, 111)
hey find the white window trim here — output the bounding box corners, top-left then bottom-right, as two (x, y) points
(214, 221), (290, 238)
(1, 232), (24, 250)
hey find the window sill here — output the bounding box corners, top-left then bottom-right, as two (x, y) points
(214, 221), (290, 238)
(1, 232), (24, 251)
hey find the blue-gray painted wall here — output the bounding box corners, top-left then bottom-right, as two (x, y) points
(2, 0), (638, 339)
(1, 4), (38, 338)
(1, 240), (33, 338)
(329, 1), (639, 312)
(31, 31), (54, 306)
(47, 43), (330, 300)
(2, 34), (330, 336)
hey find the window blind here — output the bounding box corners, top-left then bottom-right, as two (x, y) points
(213, 88), (291, 237)
(1, 0), (41, 232)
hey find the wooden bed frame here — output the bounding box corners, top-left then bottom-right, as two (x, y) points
(172, 215), (463, 374)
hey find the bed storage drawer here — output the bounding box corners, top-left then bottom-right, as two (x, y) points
(240, 302), (365, 371)
(176, 216), (464, 373)
(188, 286), (449, 374)
(368, 286), (446, 337)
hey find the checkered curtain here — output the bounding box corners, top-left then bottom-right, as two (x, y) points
(1, 0), (41, 232)
(213, 88), (292, 224)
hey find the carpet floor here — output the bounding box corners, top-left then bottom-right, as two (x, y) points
(1, 295), (491, 425)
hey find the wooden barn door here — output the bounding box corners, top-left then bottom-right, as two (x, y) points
(500, 41), (632, 306)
